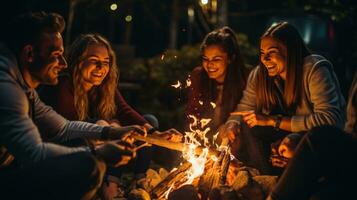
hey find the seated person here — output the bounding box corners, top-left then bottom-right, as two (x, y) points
(185, 26), (250, 151)
(267, 70), (357, 200)
(223, 22), (346, 174)
(0, 11), (144, 199)
(38, 33), (181, 199)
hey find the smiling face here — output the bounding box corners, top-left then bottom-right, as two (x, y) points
(30, 32), (67, 86)
(202, 45), (228, 83)
(80, 44), (110, 91)
(260, 37), (288, 79)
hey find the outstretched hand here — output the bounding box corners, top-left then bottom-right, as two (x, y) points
(230, 111), (273, 128)
(154, 128), (183, 142)
(219, 121), (240, 144)
(95, 141), (136, 167)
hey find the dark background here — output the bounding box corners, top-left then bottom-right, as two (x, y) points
(1, 0), (356, 131)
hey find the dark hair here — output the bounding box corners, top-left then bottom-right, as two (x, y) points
(257, 22), (311, 113)
(3, 11), (65, 55)
(199, 26), (248, 124)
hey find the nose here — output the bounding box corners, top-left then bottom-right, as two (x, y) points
(262, 54), (271, 62)
(95, 62), (104, 69)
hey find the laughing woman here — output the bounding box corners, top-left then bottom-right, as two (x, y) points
(222, 22), (346, 174)
(185, 26), (250, 152)
(39, 33), (180, 199)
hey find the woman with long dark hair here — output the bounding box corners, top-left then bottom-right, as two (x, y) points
(185, 26), (250, 149)
(223, 22), (345, 174)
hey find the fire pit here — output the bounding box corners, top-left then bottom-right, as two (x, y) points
(122, 115), (277, 200)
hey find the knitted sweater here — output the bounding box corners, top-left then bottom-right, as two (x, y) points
(228, 55), (346, 132)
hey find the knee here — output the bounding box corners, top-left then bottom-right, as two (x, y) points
(143, 114), (159, 129)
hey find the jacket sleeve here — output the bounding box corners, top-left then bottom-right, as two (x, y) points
(0, 78), (89, 166)
(114, 89), (147, 126)
(291, 61), (346, 132)
(33, 90), (104, 142)
(226, 66), (257, 123)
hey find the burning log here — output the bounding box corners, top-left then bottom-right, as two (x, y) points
(132, 133), (222, 157)
(150, 161), (192, 199)
(198, 147), (231, 199)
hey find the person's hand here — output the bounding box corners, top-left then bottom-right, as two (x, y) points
(226, 158), (241, 185)
(270, 155), (289, 168)
(154, 128), (183, 142)
(95, 141), (136, 167)
(230, 111), (274, 128)
(96, 119), (110, 126)
(219, 121), (240, 144)
(108, 120), (121, 128)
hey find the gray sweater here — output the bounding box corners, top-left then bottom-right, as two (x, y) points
(228, 55), (346, 132)
(0, 44), (105, 167)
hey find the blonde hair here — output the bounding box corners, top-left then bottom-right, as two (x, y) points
(66, 34), (119, 120)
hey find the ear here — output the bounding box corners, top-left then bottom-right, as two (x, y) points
(22, 45), (34, 63)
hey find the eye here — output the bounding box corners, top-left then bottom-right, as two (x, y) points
(102, 61), (110, 67)
(212, 58), (223, 62)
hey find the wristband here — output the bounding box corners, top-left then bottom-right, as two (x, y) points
(274, 115), (283, 131)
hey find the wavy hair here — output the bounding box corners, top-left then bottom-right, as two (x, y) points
(66, 34), (118, 121)
(257, 22), (311, 113)
(199, 26), (248, 124)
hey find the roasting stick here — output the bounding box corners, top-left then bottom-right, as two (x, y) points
(131, 133), (222, 157)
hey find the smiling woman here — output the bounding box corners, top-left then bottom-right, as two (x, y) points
(222, 22), (346, 174)
(185, 26), (250, 154)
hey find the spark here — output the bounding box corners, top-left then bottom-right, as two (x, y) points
(186, 78), (192, 87)
(171, 80), (181, 88)
(210, 102), (216, 108)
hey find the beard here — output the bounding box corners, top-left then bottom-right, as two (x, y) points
(28, 57), (58, 86)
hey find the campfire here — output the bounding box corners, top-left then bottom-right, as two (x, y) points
(126, 114), (278, 200)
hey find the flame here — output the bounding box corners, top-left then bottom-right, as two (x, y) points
(165, 113), (234, 197)
(200, 118), (211, 129)
(164, 183), (175, 199)
(183, 144), (209, 184)
(212, 131), (220, 146)
(161, 54), (165, 60)
(199, 100), (203, 105)
(171, 80), (181, 88)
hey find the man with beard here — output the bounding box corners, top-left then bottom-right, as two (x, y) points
(0, 11), (144, 199)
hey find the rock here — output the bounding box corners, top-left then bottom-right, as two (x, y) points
(168, 185), (199, 200)
(146, 169), (162, 189)
(128, 188), (151, 200)
(231, 170), (264, 200)
(159, 168), (169, 179)
(209, 186), (239, 200)
(252, 176), (278, 194)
